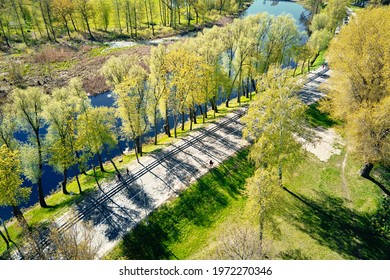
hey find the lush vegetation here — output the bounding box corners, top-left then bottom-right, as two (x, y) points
(0, 0), (244, 46)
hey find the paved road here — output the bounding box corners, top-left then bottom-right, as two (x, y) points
(54, 108), (250, 258)
(300, 66), (330, 105)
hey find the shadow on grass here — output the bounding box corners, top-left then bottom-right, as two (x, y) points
(305, 103), (339, 128)
(283, 187), (390, 259)
(371, 165), (390, 196)
(114, 149), (254, 259)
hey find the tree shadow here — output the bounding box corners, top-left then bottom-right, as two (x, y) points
(283, 187), (390, 259)
(116, 149), (254, 259)
(369, 165), (390, 196)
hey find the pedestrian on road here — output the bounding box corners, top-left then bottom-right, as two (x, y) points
(209, 159), (214, 168)
(126, 168), (129, 175)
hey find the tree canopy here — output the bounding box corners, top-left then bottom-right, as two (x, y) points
(322, 6), (390, 174)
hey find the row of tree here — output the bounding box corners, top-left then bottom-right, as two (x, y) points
(0, 0), (241, 46)
(0, 13), (304, 253)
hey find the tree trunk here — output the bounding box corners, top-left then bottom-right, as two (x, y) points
(12, 205), (29, 232)
(97, 152), (105, 172)
(174, 114), (178, 138)
(92, 167), (101, 188)
(359, 162), (373, 178)
(164, 106), (171, 137)
(181, 111), (185, 131)
(45, 1), (57, 42)
(70, 13), (78, 32)
(62, 167), (69, 195)
(0, 228), (10, 250)
(149, 0), (155, 35)
(193, 107), (197, 124)
(136, 136), (143, 157)
(154, 113), (158, 145)
(11, 0), (28, 45)
(36, 132), (48, 208)
(104, 146), (120, 175)
(39, 0), (52, 41)
(301, 59), (306, 74)
(189, 108), (193, 130)
(74, 167), (82, 194)
(116, 0), (122, 33)
(0, 18), (11, 48)
(63, 16), (71, 39)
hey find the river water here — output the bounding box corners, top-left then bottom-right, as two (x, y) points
(0, 0), (309, 222)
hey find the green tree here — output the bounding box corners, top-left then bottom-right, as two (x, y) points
(242, 66), (311, 185)
(12, 87), (48, 208)
(0, 145), (31, 232)
(115, 63), (149, 159)
(322, 7), (390, 177)
(43, 79), (88, 195)
(0, 105), (18, 150)
(148, 44), (167, 144)
(76, 106), (118, 173)
(245, 167), (280, 257)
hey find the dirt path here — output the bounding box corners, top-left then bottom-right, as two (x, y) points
(341, 152), (351, 202)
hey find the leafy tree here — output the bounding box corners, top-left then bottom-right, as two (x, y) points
(76, 106), (118, 173)
(0, 104), (18, 150)
(245, 167), (280, 257)
(164, 42), (200, 136)
(0, 145), (31, 232)
(115, 63), (149, 159)
(12, 87), (48, 208)
(47, 221), (101, 260)
(149, 44), (167, 144)
(242, 66), (311, 185)
(322, 7), (390, 177)
(43, 79), (88, 195)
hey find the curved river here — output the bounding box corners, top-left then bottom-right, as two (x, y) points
(0, 0), (309, 221)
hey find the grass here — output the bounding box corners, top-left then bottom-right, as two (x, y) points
(0, 95), (249, 256)
(305, 103), (339, 128)
(104, 101), (389, 260)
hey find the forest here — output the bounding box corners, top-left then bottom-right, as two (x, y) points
(0, 0), (242, 45)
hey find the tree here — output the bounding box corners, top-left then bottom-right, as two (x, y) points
(46, 221), (101, 259)
(242, 66), (311, 185)
(75, 0), (95, 39)
(76, 106), (118, 174)
(0, 145), (31, 232)
(12, 87), (49, 208)
(52, 0), (76, 39)
(43, 79), (87, 195)
(115, 63), (149, 159)
(164, 42), (200, 137)
(148, 44), (167, 144)
(322, 7), (390, 177)
(245, 167), (280, 257)
(0, 104), (18, 150)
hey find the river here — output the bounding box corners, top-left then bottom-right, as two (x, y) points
(0, 0), (309, 222)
